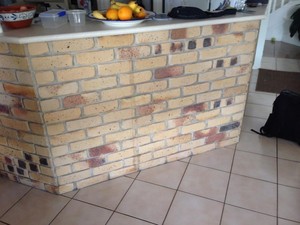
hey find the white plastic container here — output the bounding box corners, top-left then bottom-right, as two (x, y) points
(67, 10), (86, 26)
(39, 9), (67, 28)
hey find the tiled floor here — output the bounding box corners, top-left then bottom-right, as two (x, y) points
(1, 41), (300, 225)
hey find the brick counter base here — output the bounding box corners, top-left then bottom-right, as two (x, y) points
(0, 21), (259, 194)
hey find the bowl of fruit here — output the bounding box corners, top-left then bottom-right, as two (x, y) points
(0, 4), (36, 29)
(90, 0), (152, 27)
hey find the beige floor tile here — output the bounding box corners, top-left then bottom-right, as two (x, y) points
(278, 159), (300, 188)
(250, 69), (259, 84)
(164, 191), (223, 225)
(179, 164), (229, 202)
(116, 180), (175, 225)
(190, 147), (234, 172)
(62, 190), (78, 198)
(0, 178), (31, 217)
(232, 151), (277, 183)
(137, 161), (187, 189)
(107, 213), (153, 225)
(278, 139), (300, 162)
(1, 189), (69, 225)
(236, 132), (277, 157)
(246, 92), (276, 106)
(125, 172), (139, 179)
(278, 185), (300, 222)
(0, 222), (6, 225)
(278, 219), (300, 225)
(241, 116), (266, 133)
(74, 176), (133, 210)
(51, 200), (112, 225)
(261, 57), (276, 70)
(226, 174), (277, 216)
(244, 103), (273, 119)
(221, 204), (277, 225)
(276, 58), (300, 72)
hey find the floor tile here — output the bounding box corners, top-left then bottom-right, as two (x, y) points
(278, 139), (300, 162)
(107, 213), (153, 225)
(0, 177), (31, 217)
(241, 116), (266, 133)
(250, 69), (259, 84)
(0, 222), (7, 225)
(246, 92), (276, 106)
(278, 185), (300, 222)
(62, 190), (78, 198)
(261, 57), (277, 70)
(137, 161), (187, 189)
(232, 150), (277, 183)
(179, 164), (229, 202)
(190, 147), (234, 172)
(164, 191), (223, 225)
(74, 176), (133, 210)
(244, 103), (273, 119)
(125, 172), (139, 179)
(1, 189), (69, 225)
(221, 204), (276, 225)
(278, 159), (300, 188)
(278, 219), (300, 225)
(276, 58), (300, 72)
(275, 41), (300, 59)
(51, 199), (112, 225)
(116, 180), (175, 225)
(236, 132), (277, 157)
(226, 174), (277, 216)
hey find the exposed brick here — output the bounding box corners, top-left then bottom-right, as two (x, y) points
(170, 42), (184, 52)
(135, 56), (167, 71)
(136, 30), (169, 43)
(155, 66), (183, 79)
(119, 71), (152, 85)
(188, 40), (197, 49)
(0, 104), (10, 114)
(87, 157), (105, 168)
(39, 82), (78, 98)
(183, 103), (207, 114)
(194, 127), (218, 139)
(3, 83), (35, 98)
(203, 38), (212, 47)
(28, 42), (49, 56)
(98, 61), (132, 76)
(57, 67), (95, 82)
(31, 55), (72, 70)
(118, 46), (151, 60)
(81, 77), (117, 92)
(76, 49), (114, 65)
(52, 38), (94, 53)
(98, 34), (134, 48)
(220, 121), (241, 132)
(44, 108), (81, 124)
(138, 102), (166, 116)
(206, 132), (226, 144)
(170, 52), (198, 65)
(89, 144), (117, 157)
(63, 95), (86, 108)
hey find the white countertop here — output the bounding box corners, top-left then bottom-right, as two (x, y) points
(0, 5), (268, 44)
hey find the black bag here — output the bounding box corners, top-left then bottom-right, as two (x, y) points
(251, 90), (300, 145)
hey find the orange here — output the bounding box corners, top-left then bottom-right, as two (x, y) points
(106, 8), (119, 20)
(134, 7), (147, 19)
(118, 6), (133, 21)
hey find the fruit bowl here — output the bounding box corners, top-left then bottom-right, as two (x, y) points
(0, 4), (36, 29)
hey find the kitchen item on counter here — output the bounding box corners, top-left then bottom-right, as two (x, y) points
(0, 4), (36, 29)
(67, 9), (86, 26)
(39, 9), (67, 28)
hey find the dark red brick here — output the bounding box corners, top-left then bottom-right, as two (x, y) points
(87, 157), (105, 168)
(138, 105), (155, 116)
(170, 42), (183, 52)
(63, 95), (86, 108)
(183, 103), (207, 114)
(155, 66), (183, 79)
(194, 127), (218, 139)
(89, 144), (116, 157)
(155, 44), (162, 54)
(3, 83), (36, 98)
(171, 29), (187, 39)
(0, 104), (9, 114)
(212, 24), (229, 34)
(206, 132), (226, 144)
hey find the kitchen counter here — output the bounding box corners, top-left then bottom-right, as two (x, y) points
(0, 5), (268, 44)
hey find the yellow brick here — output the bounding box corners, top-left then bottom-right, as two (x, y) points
(81, 77), (117, 92)
(180, 139), (205, 151)
(83, 100), (118, 116)
(28, 43), (49, 56)
(153, 128), (178, 141)
(225, 65), (251, 77)
(36, 146), (50, 157)
(39, 82), (78, 98)
(118, 46), (151, 60)
(76, 49), (114, 65)
(235, 94), (247, 104)
(136, 30), (169, 43)
(29, 123), (45, 135)
(136, 80), (167, 94)
(119, 71), (152, 85)
(167, 150), (192, 163)
(168, 96), (195, 109)
(52, 38), (94, 52)
(139, 157), (166, 170)
(122, 136), (151, 149)
(66, 116), (101, 131)
(167, 134), (192, 146)
(245, 31), (258, 42)
(185, 61), (212, 74)
(170, 52), (198, 65)
(228, 43), (256, 56)
(106, 148), (135, 162)
(138, 140), (165, 154)
(169, 74), (197, 88)
(222, 103), (245, 115)
(202, 24), (230, 36)
(196, 109), (220, 121)
(76, 173), (108, 189)
(87, 122), (120, 137)
(154, 146), (178, 158)
(217, 137), (239, 148)
(0, 136), (7, 145)
(40, 166), (54, 177)
(0, 145), (23, 158)
(98, 34), (134, 48)
(152, 89), (181, 102)
(207, 116), (231, 128)
(44, 108), (81, 124)
(192, 143), (216, 155)
(58, 169), (91, 185)
(7, 138), (35, 153)
(98, 61), (132, 76)
(35, 71), (55, 85)
(16, 71), (33, 85)
(23, 99), (39, 111)
(72, 160), (89, 172)
(53, 151), (87, 166)
(106, 129), (135, 143)
(181, 122), (206, 134)
(135, 56), (167, 71)
(11, 108), (42, 123)
(224, 85), (247, 97)
(103, 108), (135, 123)
(102, 86), (135, 101)
(139, 152), (153, 163)
(153, 109), (181, 123)
(19, 132), (47, 146)
(93, 161), (123, 175)
(231, 21), (260, 32)
(0, 42), (9, 53)
(109, 166), (137, 179)
(216, 33), (244, 46)
(70, 136), (103, 153)
(0, 126), (18, 139)
(211, 77), (236, 90)
(122, 115), (152, 129)
(30, 172), (56, 185)
(9, 43), (25, 56)
(0, 69), (16, 82)
(50, 130), (86, 146)
(200, 47), (227, 60)
(240, 54), (254, 65)
(120, 94), (151, 109)
(55, 184), (75, 194)
(0, 55), (28, 70)
(57, 66), (95, 82)
(1, 117), (29, 131)
(138, 122), (166, 136)
(238, 74), (251, 85)
(40, 99), (60, 112)
(47, 123), (65, 135)
(124, 157), (139, 167)
(232, 112), (244, 121)
(31, 55), (72, 70)
(182, 83), (210, 96)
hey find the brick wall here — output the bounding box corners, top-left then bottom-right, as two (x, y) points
(0, 20), (260, 194)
